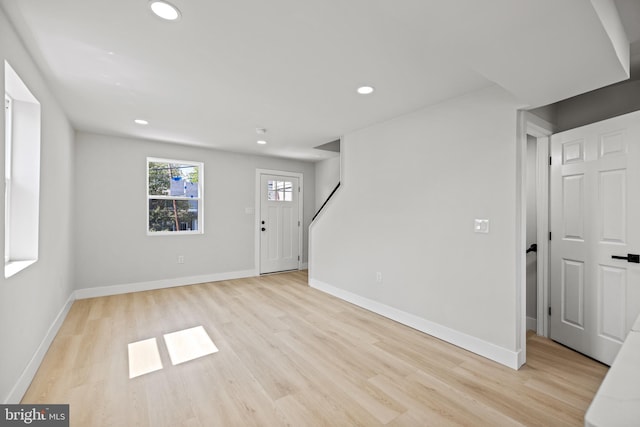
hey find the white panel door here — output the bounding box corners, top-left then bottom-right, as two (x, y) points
(550, 110), (640, 365)
(260, 174), (300, 274)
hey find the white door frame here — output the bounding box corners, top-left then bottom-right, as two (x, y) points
(255, 169), (304, 275)
(516, 111), (554, 367)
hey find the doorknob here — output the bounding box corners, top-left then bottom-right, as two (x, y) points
(612, 253), (640, 263)
(526, 243), (537, 254)
(261, 227), (266, 231)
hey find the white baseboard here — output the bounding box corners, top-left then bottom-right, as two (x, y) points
(4, 292), (75, 404)
(75, 269), (256, 299)
(516, 348), (525, 369)
(526, 316), (537, 332)
(309, 278), (520, 370)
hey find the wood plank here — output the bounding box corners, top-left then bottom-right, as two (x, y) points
(21, 271), (607, 426)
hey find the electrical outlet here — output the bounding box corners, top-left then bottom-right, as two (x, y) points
(177, 255), (184, 264)
(376, 272), (382, 283)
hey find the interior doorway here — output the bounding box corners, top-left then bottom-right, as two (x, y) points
(525, 135), (539, 333)
(548, 111), (640, 365)
(520, 109), (640, 367)
(517, 111), (553, 368)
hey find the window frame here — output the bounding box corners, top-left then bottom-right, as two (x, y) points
(4, 60), (41, 278)
(146, 157), (204, 236)
(4, 93), (13, 264)
(267, 179), (294, 202)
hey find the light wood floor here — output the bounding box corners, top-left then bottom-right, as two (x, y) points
(23, 271), (607, 426)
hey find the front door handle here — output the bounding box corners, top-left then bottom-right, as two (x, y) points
(612, 253), (640, 263)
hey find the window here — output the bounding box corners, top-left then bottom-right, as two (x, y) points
(267, 180), (293, 201)
(4, 94), (11, 264)
(147, 158), (203, 234)
(4, 61), (41, 278)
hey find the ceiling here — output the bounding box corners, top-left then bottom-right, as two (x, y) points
(1, 0), (638, 161)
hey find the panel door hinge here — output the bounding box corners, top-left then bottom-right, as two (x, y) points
(548, 307), (552, 316)
(549, 232), (552, 241)
(298, 186), (301, 192)
(549, 156), (552, 166)
(298, 221), (300, 227)
(298, 255), (300, 261)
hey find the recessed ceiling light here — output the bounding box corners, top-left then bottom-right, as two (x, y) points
(150, 1), (181, 21)
(357, 85), (375, 95)
(134, 119), (149, 125)
(257, 140), (267, 145)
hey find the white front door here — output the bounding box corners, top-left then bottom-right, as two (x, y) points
(260, 174), (300, 274)
(550, 110), (640, 365)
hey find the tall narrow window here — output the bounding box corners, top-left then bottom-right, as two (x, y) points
(147, 158), (203, 234)
(4, 61), (41, 278)
(4, 94), (12, 265)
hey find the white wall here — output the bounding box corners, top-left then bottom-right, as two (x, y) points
(310, 85), (523, 367)
(315, 155), (340, 211)
(74, 132), (315, 290)
(526, 135), (537, 329)
(0, 8), (75, 402)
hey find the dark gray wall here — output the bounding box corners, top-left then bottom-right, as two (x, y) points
(530, 78), (640, 131)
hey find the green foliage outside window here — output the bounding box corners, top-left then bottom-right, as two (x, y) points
(148, 160), (201, 233)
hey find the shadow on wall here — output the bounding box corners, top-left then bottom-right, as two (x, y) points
(530, 78), (640, 131)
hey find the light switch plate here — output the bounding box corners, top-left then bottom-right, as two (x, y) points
(474, 219), (489, 233)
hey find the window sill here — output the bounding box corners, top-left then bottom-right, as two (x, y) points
(147, 230), (203, 236)
(5, 259), (36, 278)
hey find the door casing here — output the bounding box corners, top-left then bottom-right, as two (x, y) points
(255, 169), (304, 275)
(516, 111), (554, 368)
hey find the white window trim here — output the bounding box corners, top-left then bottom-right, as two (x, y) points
(4, 60), (41, 278)
(5, 94), (13, 264)
(146, 157), (204, 236)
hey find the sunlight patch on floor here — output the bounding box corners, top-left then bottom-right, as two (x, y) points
(127, 337), (163, 379)
(163, 325), (218, 366)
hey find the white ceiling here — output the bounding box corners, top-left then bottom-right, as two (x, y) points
(1, 0), (637, 161)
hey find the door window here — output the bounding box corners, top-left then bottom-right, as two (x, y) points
(267, 180), (293, 202)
